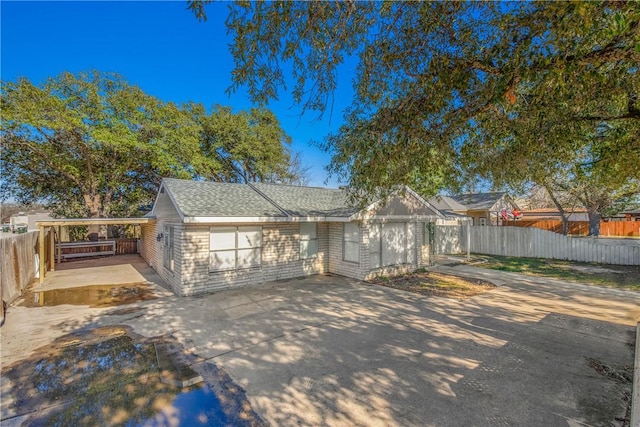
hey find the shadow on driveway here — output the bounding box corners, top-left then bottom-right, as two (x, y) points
(2, 271), (638, 426)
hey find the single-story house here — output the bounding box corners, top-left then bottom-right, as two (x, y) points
(427, 195), (471, 224)
(452, 192), (520, 226)
(520, 208), (589, 222)
(140, 178), (444, 296)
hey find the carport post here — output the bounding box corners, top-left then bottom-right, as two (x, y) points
(49, 227), (55, 271)
(39, 225), (45, 285)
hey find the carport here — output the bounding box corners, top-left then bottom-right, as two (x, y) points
(35, 218), (155, 285)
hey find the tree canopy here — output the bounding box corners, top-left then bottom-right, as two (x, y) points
(191, 1), (640, 217)
(1, 71), (295, 218)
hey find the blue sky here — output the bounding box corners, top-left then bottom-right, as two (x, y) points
(1, 1), (356, 187)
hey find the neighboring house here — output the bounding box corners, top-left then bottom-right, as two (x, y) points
(10, 211), (54, 231)
(452, 192), (520, 226)
(426, 195), (470, 224)
(520, 208), (589, 222)
(140, 178), (444, 296)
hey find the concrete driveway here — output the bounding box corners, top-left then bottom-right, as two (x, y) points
(2, 266), (638, 426)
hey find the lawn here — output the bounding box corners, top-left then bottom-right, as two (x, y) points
(471, 255), (640, 291)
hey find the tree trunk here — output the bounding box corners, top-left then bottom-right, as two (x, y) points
(587, 208), (601, 237)
(544, 184), (569, 235)
(83, 194), (103, 240)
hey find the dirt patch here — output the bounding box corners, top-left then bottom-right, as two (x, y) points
(368, 270), (495, 299)
(2, 326), (265, 426)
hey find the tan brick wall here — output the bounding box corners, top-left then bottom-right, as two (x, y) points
(177, 222), (329, 296)
(327, 222), (368, 280)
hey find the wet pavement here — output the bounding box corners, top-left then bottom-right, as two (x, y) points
(2, 326), (264, 426)
(19, 283), (158, 308)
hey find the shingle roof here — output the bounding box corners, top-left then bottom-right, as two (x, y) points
(251, 182), (359, 217)
(427, 195), (468, 212)
(162, 179), (286, 218)
(453, 192), (508, 211)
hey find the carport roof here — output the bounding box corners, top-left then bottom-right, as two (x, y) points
(35, 218), (154, 227)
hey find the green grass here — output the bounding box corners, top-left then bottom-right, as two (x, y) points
(474, 255), (640, 291)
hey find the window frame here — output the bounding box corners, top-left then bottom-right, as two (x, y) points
(209, 226), (262, 272)
(343, 222), (360, 263)
(369, 223), (382, 269)
(299, 222), (318, 260)
(163, 225), (174, 272)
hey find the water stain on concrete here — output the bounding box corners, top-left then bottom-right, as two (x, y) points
(2, 326), (265, 426)
(19, 283), (158, 308)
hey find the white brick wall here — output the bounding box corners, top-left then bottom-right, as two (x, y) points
(143, 218), (431, 296)
(176, 222), (329, 296)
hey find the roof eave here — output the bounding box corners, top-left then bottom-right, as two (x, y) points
(182, 216), (353, 224)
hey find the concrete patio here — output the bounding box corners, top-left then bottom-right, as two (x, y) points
(1, 262), (638, 426)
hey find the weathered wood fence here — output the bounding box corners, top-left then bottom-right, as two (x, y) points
(436, 225), (640, 266)
(59, 238), (139, 259)
(503, 220), (640, 237)
(115, 238), (139, 255)
(1, 231), (39, 314)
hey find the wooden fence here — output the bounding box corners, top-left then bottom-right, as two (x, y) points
(1, 231), (39, 312)
(503, 220), (640, 237)
(457, 226), (640, 265)
(115, 238), (139, 255)
(59, 238), (139, 259)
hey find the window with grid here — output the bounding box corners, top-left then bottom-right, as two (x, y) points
(210, 226), (262, 272)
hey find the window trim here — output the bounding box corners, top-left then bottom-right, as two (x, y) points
(343, 222), (360, 263)
(369, 223), (382, 270)
(209, 226), (262, 272)
(299, 222), (318, 260)
(163, 225), (174, 272)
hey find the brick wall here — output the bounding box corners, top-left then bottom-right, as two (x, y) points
(145, 218), (432, 296)
(176, 222), (329, 296)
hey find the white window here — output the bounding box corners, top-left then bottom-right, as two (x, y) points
(210, 226), (262, 272)
(300, 223), (318, 259)
(369, 224), (381, 269)
(343, 222), (360, 263)
(479, 218), (487, 226)
(163, 225), (174, 272)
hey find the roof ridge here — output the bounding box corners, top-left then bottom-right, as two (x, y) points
(247, 183), (292, 218)
(254, 182), (345, 192)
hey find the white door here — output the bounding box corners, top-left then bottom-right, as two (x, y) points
(382, 223), (407, 266)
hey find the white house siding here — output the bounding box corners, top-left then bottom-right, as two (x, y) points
(177, 222), (329, 296)
(141, 191), (184, 293)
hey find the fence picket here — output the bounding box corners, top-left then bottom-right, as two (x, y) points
(435, 225), (639, 266)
